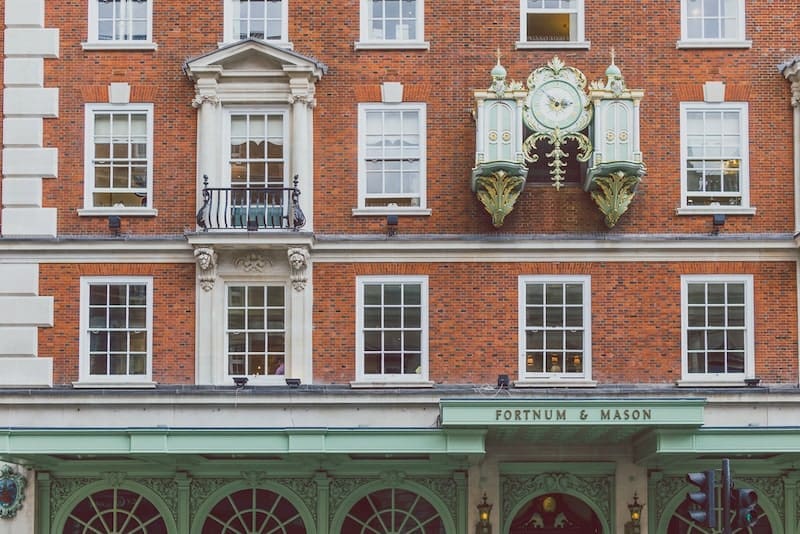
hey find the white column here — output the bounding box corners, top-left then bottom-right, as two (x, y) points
(290, 87), (314, 229)
(192, 89), (220, 204)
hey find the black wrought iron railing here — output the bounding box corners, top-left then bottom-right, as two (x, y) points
(196, 175), (306, 231)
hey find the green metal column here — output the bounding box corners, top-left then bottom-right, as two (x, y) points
(176, 473), (190, 534)
(783, 472), (799, 534)
(454, 471), (467, 534)
(315, 471), (330, 534)
(36, 471), (51, 534)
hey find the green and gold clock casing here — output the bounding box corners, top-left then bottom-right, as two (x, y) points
(524, 57), (592, 133)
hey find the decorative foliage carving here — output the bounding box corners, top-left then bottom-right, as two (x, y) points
(0, 465), (27, 519)
(588, 170), (642, 227)
(502, 473), (611, 520)
(194, 246), (218, 291)
(287, 247), (310, 291)
(416, 477), (457, 515)
(50, 478), (95, 522)
(234, 253), (271, 273)
(144, 478), (179, 519)
(191, 94), (220, 108)
(474, 170), (526, 228)
(280, 477), (318, 522)
(523, 130), (592, 190)
(190, 478), (228, 517)
(101, 472), (126, 488)
(329, 478), (370, 522)
(651, 475), (686, 527)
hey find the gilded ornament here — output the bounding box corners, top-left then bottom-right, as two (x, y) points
(0, 465), (26, 519)
(474, 170), (526, 227)
(589, 171), (642, 227)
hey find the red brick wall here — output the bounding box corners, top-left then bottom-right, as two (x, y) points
(314, 261), (798, 384)
(40, 263), (196, 385)
(36, 1), (798, 237)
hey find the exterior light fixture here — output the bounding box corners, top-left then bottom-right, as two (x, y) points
(387, 214), (399, 236)
(247, 217), (259, 231)
(627, 492), (643, 533)
(232, 376), (248, 388)
(497, 374), (510, 389)
(285, 378), (301, 388)
(712, 213), (726, 235)
(108, 215), (121, 236)
(744, 377), (761, 387)
(476, 492), (492, 534)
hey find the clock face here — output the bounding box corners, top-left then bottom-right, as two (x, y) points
(527, 79), (585, 131)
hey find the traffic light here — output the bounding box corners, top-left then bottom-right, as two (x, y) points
(732, 487), (758, 528)
(686, 470), (716, 528)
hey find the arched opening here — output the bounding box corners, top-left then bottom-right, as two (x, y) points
(340, 487), (447, 534)
(62, 487), (168, 533)
(201, 487), (307, 533)
(508, 493), (602, 534)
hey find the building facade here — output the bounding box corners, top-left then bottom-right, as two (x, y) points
(2, 0), (800, 532)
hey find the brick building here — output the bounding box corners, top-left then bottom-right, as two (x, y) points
(2, 0), (800, 532)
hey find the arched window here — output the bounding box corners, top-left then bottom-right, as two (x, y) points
(201, 487), (306, 533)
(62, 488), (167, 533)
(340, 487), (446, 534)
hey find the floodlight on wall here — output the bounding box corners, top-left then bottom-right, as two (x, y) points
(497, 374), (510, 389)
(108, 215), (121, 236)
(387, 214), (399, 236)
(285, 378), (301, 388)
(232, 376), (249, 388)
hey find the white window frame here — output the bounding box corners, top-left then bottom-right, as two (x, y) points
(355, 276), (430, 386)
(356, 0), (429, 50)
(80, 103), (155, 216)
(355, 102), (429, 215)
(77, 276), (154, 387)
(678, 102), (753, 214)
(517, 275), (594, 386)
(678, 0), (751, 48)
(516, 0), (589, 50)
(225, 108), (290, 188)
(223, 0), (290, 45)
(224, 283), (288, 384)
(679, 275), (755, 385)
(83, 0), (157, 51)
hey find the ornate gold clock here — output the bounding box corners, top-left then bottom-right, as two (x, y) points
(522, 57), (593, 189)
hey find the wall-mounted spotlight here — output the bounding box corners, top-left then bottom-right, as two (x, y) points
(387, 214), (399, 236)
(285, 378), (301, 388)
(497, 374), (510, 389)
(232, 376), (249, 388)
(108, 215), (121, 236)
(712, 213), (726, 235)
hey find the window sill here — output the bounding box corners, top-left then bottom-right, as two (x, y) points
(354, 41), (430, 51)
(73, 380), (157, 389)
(515, 40), (590, 50)
(515, 379), (597, 388)
(350, 380), (434, 389)
(676, 379), (750, 387)
(78, 208), (158, 217)
(675, 206), (756, 216)
(676, 39), (752, 49)
(352, 207), (432, 216)
(219, 40), (293, 50)
(81, 41), (158, 51)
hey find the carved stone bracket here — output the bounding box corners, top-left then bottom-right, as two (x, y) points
(194, 247), (218, 291)
(587, 170), (643, 228)
(288, 247), (310, 291)
(288, 94), (317, 108)
(191, 94), (220, 109)
(473, 170), (527, 228)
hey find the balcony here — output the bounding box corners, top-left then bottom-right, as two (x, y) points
(196, 175), (306, 231)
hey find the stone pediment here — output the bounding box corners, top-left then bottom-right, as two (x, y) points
(184, 39), (327, 82)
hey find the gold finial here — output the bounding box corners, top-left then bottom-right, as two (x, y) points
(496, 47), (502, 65)
(610, 47), (616, 65)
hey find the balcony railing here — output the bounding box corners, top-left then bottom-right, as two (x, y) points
(196, 175), (306, 231)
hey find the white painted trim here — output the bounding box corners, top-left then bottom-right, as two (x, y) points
(354, 42), (430, 51)
(351, 207), (432, 216)
(86, 0), (154, 44)
(77, 276), (154, 384)
(77, 208), (158, 217)
(81, 42), (158, 51)
(519, 0), (585, 45)
(359, 0), (425, 44)
(223, 0), (289, 44)
(83, 103), (154, 211)
(680, 274), (755, 383)
(518, 275), (592, 383)
(357, 102), (427, 210)
(679, 101), (750, 210)
(679, 0), (747, 43)
(355, 275), (429, 384)
(515, 41), (590, 50)
(676, 39), (752, 49)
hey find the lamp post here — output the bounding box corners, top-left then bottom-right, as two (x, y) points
(476, 493), (492, 534)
